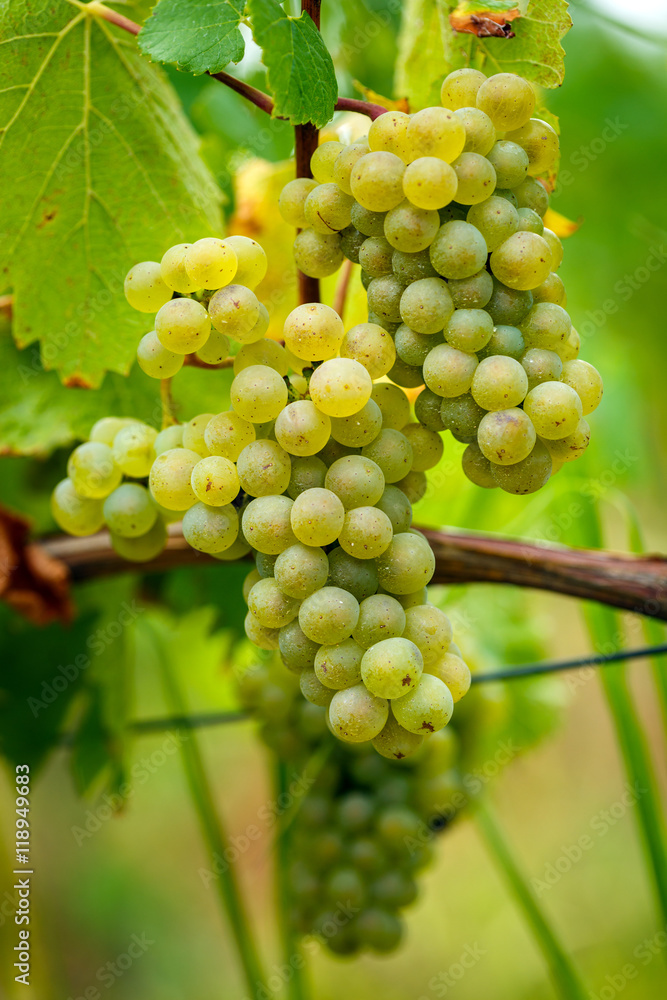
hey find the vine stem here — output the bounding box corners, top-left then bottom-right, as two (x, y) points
(159, 377), (177, 427)
(333, 259), (354, 320)
(274, 761), (310, 1000)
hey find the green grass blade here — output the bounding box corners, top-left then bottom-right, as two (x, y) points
(275, 760), (310, 1000)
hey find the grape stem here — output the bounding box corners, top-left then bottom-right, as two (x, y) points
(159, 377), (177, 428)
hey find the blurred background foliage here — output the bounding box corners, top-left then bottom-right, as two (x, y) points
(0, 2), (666, 999)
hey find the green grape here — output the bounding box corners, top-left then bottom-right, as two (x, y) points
(111, 422), (158, 478)
(439, 203), (469, 222)
(182, 501), (238, 554)
(514, 176), (549, 216)
(195, 328), (231, 366)
(326, 866), (368, 908)
(207, 284), (261, 344)
(221, 235), (268, 289)
(235, 339), (289, 376)
(475, 72), (536, 130)
(181, 414), (213, 457)
(368, 110), (411, 161)
(478, 324), (525, 360)
(445, 308), (494, 353)
(402, 157), (458, 211)
(191, 456), (240, 506)
(376, 531), (435, 595)
(532, 272), (566, 306)
(340, 323), (396, 380)
(110, 519), (167, 562)
(237, 440), (291, 497)
(423, 343), (478, 398)
(279, 178), (319, 227)
(543, 418), (590, 464)
(471, 355), (528, 409)
(350, 203), (386, 237)
(350, 151), (406, 212)
(414, 388), (445, 432)
(213, 536), (251, 562)
(184, 238), (237, 290)
(311, 140), (345, 183)
(244, 611), (280, 651)
(340, 226), (366, 263)
(160, 243), (198, 294)
(328, 684), (388, 742)
(334, 143), (371, 195)
(318, 439), (360, 465)
(283, 303), (344, 362)
(51, 478), (104, 536)
(451, 152), (496, 205)
(523, 381), (583, 439)
(461, 442), (497, 488)
(372, 714), (424, 760)
(384, 200), (441, 253)
(506, 118), (559, 176)
(274, 543), (329, 599)
(293, 229), (344, 278)
(453, 106), (496, 155)
(205, 410), (255, 461)
(366, 308), (399, 334)
(304, 183), (355, 234)
(561, 359), (603, 415)
(103, 483), (157, 538)
(407, 107), (466, 162)
(441, 67), (487, 110)
(287, 456), (328, 499)
(339, 506), (394, 559)
(477, 407), (537, 464)
(356, 908), (403, 953)
(394, 325), (437, 368)
(396, 470), (427, 503)
(279, 619), (321, 672)
(275, 400), (331, 457)
(248, 577), (300, 629)
(542, 228), (563, 269)
(242, 495), (296, 554)
(387, 356), (425, 390)
(361, 637), (423, 699)
(486, 278), (534, 326)
(67, 442), (121, 499)
(255, 551), (277, 578)
(353, 594), (406, 650)
(377, 804), (422, 846)
(402, 604), (452, 667)
(155, 297), (211, 354)
(371, 383), (411, 430)
(466, 196), (519, 251)
(124, 261), (172, 313)
(325, 456), (385, 510)
(89, 417), (138, 446)
(361, 429), (413, 483)
(299, 587), (360, 645)
(516, 207), (544, 234)
(399, 277), (454, 335)
(490, 232), (553, 290)
(336, 791), (375, 831)
(392, 248), (438, 283)
(309, 359), (373, 418)
(495, 188), (519, 208)
(440, 394), (486, 441)
(366, 274), (406, 324)
(521, 348), (563, 390)
(327, 546), (379, 602)
(230, 365), (288, 423)
(448, 269), (494, 310)
(314, 639), (364, 690)
(402, 423), (444, 471)
(430, 220), (488, 280)
(491, 439), (553, 494)
(520, 302), (571, 350)
(558, 326), (580, 362)
(358, 236), (394, 277)
(243, 569), (262, 604)
(427, 652), (472, 701)
(392, 673), (453, 734)
(486, 140), (529, 188)
(372, 871), (418, 908)
(290, 488), (345, 547)
(149, 448), (200, 510)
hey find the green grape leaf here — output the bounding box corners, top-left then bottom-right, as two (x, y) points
(453, 0), (518, 11)
(396, 0), (472, 111)
(247, 0), (338, 127)
(0, 1), (222, 389)
(473, 0), (572, 87)
(138, 0), (246, 75)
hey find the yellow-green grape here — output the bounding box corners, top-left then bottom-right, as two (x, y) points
(299, 586), (360, 645)
(182, 501), (239, 554)
(352, 594), (406, 649)
(195, 328), (231, 366)
(543, 418), (590, 464)
(402, 604), (452, 668)
(368, 110), (411, 161)
(561, 359), (603, 415)
(471, 355), (529, 410)
(184, 237), (237, 289)
(230, 364), (288, 423)
(486, 140), (529, 189)
(440, 394), (485, 442)
(376, 531), (436, 595)
(339, 506), (393, 560)
(67, 442), (121, 499)
(407, 107), (466, 162)
(275, 400), (331, 457)
(329, 400), (383, 448)
(51, 478), (104, 536)
(430, 220), (488, 280)
(375, 485), (412, 534)
(245, 611), (280, 651)
(477, 407), (537, 464)
(523, 381), (583, 439)
(514, 176), (549, 216)
(451, 152), (496, 205)
(334, 143), (370, 195)
(520, 301), (571, 350)
(371, 383), (411, 430)
(426, 652), (471, 702)
(402, 157), (458, 211)
(445, 308), (494, 353)
(558, 326), (580, 362)
(358, 236), (394, 277)
(309, 358), (372, 418)
(182, 413), (213, 456)
(248, 577), (300, 629)
(461, 442), (497, 488)
(191, 456), (240, 506)
(279, 618), (320, 672)
(486, 277), (534, 326)
(279, 178), (319, 227)
(361, 429), (413, 484)
(491, 439), (553, 494)
(517, 207), (544, 235)
(290, 487), (345, 547)
(89, 417), (138, 446)
(103, 483), (158, 538)
(414, 387), (446, 432)
(314, 639), (364, 690)
(325, 455), (385, 510)
(351, 202), (386, 237)
(154, 501), (189, 524)
(366, 273), (406, 324)
(467, 196), (519, 251)
(350, 151), (406, 212)
(340, 323), (396, 380)
(149, 448), (201, 509)
(401, 423), (444, 471)
(532, 272), (566, 306)
(360, 637), (423, 699)
(479, 324), (525, 361)
(311, 140), (345, 183)
(475, 72), (536, 130)
(110, 519), (167, 563)
(395, 469), (427, 504)
(541, 228), (563, 269)
(490, 232), (553, 291)
(384, 200), (441, 253)
(111, 423), (157, 478)
(299, 669), (334, 707)
(392, 673), (454, 734)
(521, 348), (563, 390)
(283, 303), (344, 362)
(453, 107), (496, 156)
(160, 243), (198, 293)
(155, 297), (211, 354)
(233, 338), (289, 376)
(506, 118), (559, 176)
(242, 495), (296, 554)
(327, 547), (379, 603)
(394, 325), (435, 368)
(136, 330), (184, 379)
(237, 440), (292, 497)
(221, 235), (268, 289)
(328, 684), (388, 743)
(213, 536), (252, 562)
(293, 229), (344, 278)
(423, 343), (478, 398)
(274, 543), (329, 600)
(208, 284), (260, 343)
(304, 183), (355, 234)
(287, 456), (327, 499)
(372, 714), (424, 760)
(124, 261), (172, 312)
(441, 67), (487, 111)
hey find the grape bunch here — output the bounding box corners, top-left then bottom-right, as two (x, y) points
(279, 68), (603, 494)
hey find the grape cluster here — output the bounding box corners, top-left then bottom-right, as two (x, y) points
(279, 69), (603, 494)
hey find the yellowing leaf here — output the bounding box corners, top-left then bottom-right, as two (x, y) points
(543, 207), (581, 238)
